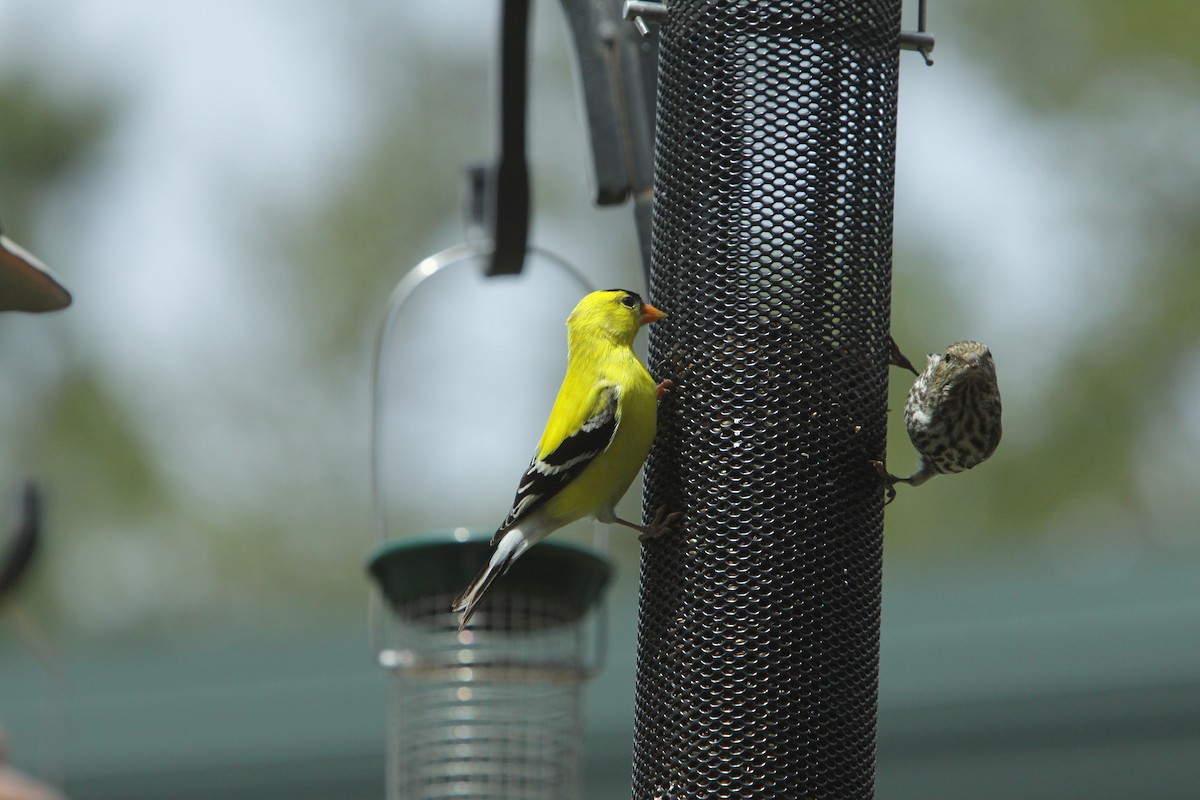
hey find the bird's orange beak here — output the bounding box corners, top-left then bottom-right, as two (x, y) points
(640, 303), (667, 325)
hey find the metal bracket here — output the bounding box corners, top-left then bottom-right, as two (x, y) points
(899, 0), (935, 66)
(558, 0), (660, 285)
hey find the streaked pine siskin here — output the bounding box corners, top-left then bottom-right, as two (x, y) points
(875, 340), (1002, 497)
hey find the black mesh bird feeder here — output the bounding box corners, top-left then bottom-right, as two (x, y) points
(630, 0), (904, 798)
(366, 244), (613, 800)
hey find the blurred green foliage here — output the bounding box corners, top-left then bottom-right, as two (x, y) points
(956, 1), (1200, 112)
(0, 67), (113, 235)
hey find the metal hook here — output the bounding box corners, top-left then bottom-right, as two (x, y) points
(623, 1), (668, 37)
(899, 0), (935, 66)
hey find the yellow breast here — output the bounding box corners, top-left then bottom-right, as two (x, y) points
(542, 349), (658, 524)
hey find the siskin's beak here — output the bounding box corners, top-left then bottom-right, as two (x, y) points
(640, 303), (667, 325)
(966, 353), (983, 368)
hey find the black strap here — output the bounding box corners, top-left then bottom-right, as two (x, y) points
(485, 0), (532, 276)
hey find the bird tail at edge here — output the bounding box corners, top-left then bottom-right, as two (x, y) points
(451, 527), (530, 631)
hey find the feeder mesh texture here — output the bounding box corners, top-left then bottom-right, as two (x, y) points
(386, 591), (587, 800)
(635, 1), (899, 799)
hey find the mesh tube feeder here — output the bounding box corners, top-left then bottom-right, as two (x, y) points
(634, 1), (900, 798)
(367, 243), (611, 800)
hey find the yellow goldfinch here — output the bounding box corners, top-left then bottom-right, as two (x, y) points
(452, 288), (678, 629)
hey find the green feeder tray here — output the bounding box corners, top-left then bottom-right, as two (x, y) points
(366, 531), (612, 628)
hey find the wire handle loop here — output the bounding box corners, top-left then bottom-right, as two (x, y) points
(367, 241), (599, 661)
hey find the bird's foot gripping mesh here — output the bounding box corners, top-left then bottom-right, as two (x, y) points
(634, 2), (900, 798)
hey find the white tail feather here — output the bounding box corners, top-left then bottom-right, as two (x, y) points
(451, 527), (531, 630)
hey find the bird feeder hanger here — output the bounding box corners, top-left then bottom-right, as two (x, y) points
(481, 0), (661, 284)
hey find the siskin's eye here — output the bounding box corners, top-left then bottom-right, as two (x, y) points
(620, 294), (638, 309)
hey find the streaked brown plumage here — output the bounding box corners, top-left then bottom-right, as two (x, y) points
(875, 340), (1002, 497)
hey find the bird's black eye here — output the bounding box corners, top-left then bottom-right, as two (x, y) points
(620, 294), (638, 309)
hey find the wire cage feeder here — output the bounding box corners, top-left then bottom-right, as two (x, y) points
(366, 243), (612, 800)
